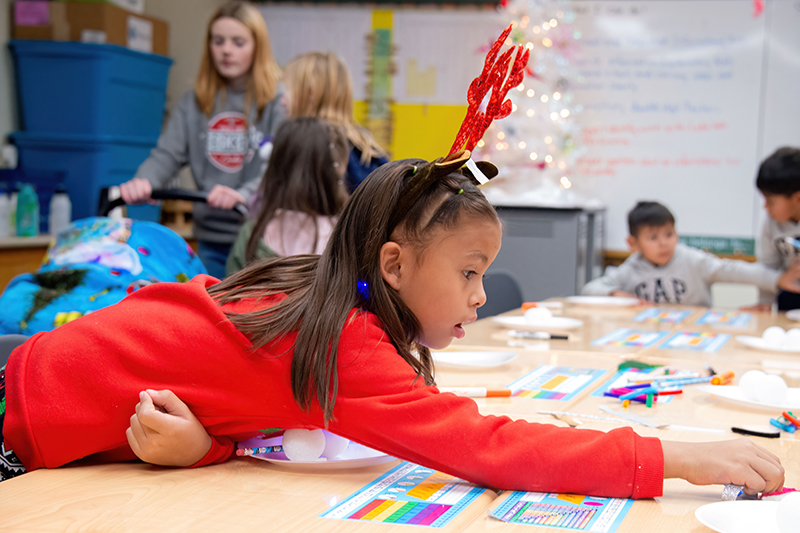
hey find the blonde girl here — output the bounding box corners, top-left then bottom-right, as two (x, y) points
(284, 51), (388, 192)
(120, 1), (285, 278)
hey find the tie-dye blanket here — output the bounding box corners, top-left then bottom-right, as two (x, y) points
(0, 217), (207, 335)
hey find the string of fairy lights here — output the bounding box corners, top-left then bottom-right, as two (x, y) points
(475, 0), (583, 192)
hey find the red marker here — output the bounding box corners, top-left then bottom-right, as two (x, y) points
(783, 411), (800, 428)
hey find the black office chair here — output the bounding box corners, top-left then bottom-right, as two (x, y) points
(0, 335), (29, 368)
(477, 270), (524, 319)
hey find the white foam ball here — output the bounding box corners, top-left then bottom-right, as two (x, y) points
(524, 307), (553, 322)
(320, 430), (350, 459)
(777, 492), (800, 533)
(762, 326), (787, 346)
(739, 370), (767, 401)
(756, 374), (788, 405)
(784, 328), (800, 348)
(282, 429), (326, 462)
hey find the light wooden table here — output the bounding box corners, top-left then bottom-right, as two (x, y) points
(2, 301), (798, 532)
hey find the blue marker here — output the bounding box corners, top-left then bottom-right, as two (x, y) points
(619, 386), (659, 400)
(770, 417), (797, 433)
(653, 376), (712, 388)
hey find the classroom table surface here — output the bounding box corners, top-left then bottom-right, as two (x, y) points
(2, 301), (798, 532)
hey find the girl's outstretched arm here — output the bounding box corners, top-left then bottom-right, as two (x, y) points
(126, 390), (213, 467)
(662, 438), (785, 494)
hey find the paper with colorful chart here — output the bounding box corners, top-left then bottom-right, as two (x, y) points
(590, 368), (675, 404)
(658, 331), (730, 353)
(506, 365), (607, 401)
(490, 491), (633, 531)
(632, 308), (691, 324)
(319, 462), (488, 527)
(695, 310), (751, 328)
(591, 329), (671, 348)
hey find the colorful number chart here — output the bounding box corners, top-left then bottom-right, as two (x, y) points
(591, 329), (671, 348)
(696, 310), (752, 328)
(506, 365), (607, 401)
(490, 491), (633, 532)
(319, 462), (487, 527)
(632, 308), (691, 324)
(658, 331), (730, 353)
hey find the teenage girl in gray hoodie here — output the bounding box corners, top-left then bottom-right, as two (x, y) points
(121, 2), (286, 278)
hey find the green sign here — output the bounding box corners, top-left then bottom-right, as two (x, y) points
(679, 235), (755, 256)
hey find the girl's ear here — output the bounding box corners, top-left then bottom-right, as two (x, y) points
(380, 242), (404, 290)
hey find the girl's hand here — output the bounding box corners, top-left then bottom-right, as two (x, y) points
(207, 185), (246, 210)
(662, 439), (785, 495)
(126, 389), (212, 467)
(119, 177), (153, 205)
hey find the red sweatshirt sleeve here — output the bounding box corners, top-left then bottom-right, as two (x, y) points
(328, 314), (664, 499)
(190, 435), (235, 468)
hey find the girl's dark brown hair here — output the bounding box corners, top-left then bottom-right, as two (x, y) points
(209, 157), (500, 423)
(245, 117), (349, 262)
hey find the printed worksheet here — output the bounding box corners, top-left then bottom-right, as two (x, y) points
(320, 462), (488, 527)
(506, 365), (607, 401)
(490, 491), (633, 531)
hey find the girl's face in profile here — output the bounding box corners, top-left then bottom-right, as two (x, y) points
(210, 17), (255, 86)
(388, 217), (502, 350)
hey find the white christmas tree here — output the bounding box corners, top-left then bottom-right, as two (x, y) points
(474, 0), (587, 206)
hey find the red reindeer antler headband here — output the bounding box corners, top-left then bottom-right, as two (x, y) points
(390, 25), (528, 232)
(449, 24), (530, 156)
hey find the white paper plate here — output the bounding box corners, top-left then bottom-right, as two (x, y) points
(786, 309), (800, 321)
(239, 438), (395, 470)
(432, 351), (518, 369)
(695, 501), (779, 533)
(697, 384), (800, 411)
(565, 295), (641, 306)
(492, 316), (583, 331)
(735, 335), (800, 353)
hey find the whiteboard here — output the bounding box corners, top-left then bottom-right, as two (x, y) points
(259, 5), (372, 100)
(258, 2), (800, 250)
(756, 0), (800, 238)
(570, 0), (800, 249)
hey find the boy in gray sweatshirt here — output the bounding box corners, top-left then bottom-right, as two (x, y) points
(581, 201), (800, 306)
(755, 147), (800, 310)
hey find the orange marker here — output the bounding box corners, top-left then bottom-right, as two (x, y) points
(439, 387), (512, 398)
(711, 371), (735, 385)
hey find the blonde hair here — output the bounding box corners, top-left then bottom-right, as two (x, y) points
(284, 52), (386, 164)
(195, 1), (281, 119)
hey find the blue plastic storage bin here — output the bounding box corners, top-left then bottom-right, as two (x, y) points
(9, 40), (172, 139)
(11, 132), (161, 224)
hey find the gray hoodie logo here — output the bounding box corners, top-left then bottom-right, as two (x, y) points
(206, 112), (251, 173)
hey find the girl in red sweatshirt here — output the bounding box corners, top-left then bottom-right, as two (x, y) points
(1, 153), (784, 498)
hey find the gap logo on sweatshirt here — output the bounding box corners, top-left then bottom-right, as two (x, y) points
(775, 235), (800, 261)
(634, 278), (687, 304)
(206, 112), (255, 173)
